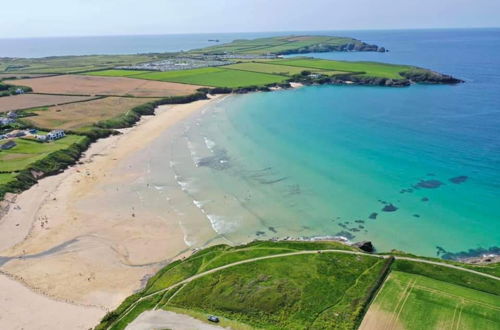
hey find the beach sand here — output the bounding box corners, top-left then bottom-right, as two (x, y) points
(0, 96), (225, 330)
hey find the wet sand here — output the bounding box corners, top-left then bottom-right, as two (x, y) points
(0, 96), (225, 330)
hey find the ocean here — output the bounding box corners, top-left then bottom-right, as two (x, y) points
(5, 29), (499, 258)
(152, 29), (499, 258)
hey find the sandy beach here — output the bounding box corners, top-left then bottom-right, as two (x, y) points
(0, 95), (225, 330)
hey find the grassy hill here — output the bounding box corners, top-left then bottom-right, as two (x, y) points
(190, 35), (384, 55)
(95, 241), (499, 330)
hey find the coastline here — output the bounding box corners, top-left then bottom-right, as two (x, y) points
(0, 95), (226, 330)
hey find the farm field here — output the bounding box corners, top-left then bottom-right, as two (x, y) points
(359, 271), (500, 330)
(0, 54), (157, 74)
(24, 96), (157, 131)
(9, 75), (202, 97)
(224, 62), (350, 76)
(129, 67), (288, 87)
(85, 69), (151, 77)
(271, 58), (414, 79)
(0, 135), (85, 172)
(121, 67), (288, 87)
(0, 73), (55, 80)
(0, 94), (96, 112)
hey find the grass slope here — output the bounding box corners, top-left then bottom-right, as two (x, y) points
(271, 58), (413, 79)
(191, 36), (369, 55)
(361, 271), (500, 330)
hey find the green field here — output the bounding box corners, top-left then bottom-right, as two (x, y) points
(96, 241), (390, 330)
(0, 54), (158, 74)
(84, 69), (151, 77)
(361, 271), (500, 330)
(0, 173), (16, 185)
(191, 35), (370, 55)
(271, 58), (414, 79)
(224, 62), (351, 76)
(87, 67), (288, 88)
(0, 135), (85, 172)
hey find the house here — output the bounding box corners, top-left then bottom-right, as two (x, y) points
(6, 111), (17, 119)
(0, 140), (16, 150)
(15, 88), (25, 94)
(36, 135), (48, 142)
(46, 130), (65, 141)
(28, 128), (37, 134)
(0, 117), (14, 126)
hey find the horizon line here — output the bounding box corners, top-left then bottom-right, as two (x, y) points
(1, 26), (499, 40)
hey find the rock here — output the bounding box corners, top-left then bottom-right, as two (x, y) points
(378, 47), (386, 52)
(354, 241), (375, 253)
(421, 197), (429, 202)
(369, 212), (378, 219)
(449, 175), (468, 184)
(382, 204), (398, 212)
(415, 179), (443, 189)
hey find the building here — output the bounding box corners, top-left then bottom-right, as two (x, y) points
(15, 88), (25, 94)
(0, 117), (14, 126)
(46, 130), (65, 140)
(0, 140), (16, 150)
(6, 111), (17, 119)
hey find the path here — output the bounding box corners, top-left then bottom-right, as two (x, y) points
(110, 249), (499, 329)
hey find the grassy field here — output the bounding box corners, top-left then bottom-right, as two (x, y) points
(191, 35), (369, 55)
(271, 58), (414, 79)
(96, 240), (382, 330)
(111, 67), (288, 88)
(224, 62), (351, 76)
(23, 96), (158, 131)
(360, 271), (500, 330)
(0, 173), (16, 185)
(85, 70), (151, 77)
(0, 54), (157, 74)
(0, 135), (85, 172)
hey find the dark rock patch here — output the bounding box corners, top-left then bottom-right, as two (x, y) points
(421, 197), (429, 202)
(369, 212), (378, 220)
(355, 220), (365, 224)
(382, 204), (398, 212)
(415, 179), (443, 189)
(449, 176), (468, 184)
(335, 231), (355, 240)
(437, 246), (500, 260)
(353, 241), (375, 253)
(256, 231), (266, 236)
(359, 225), (365, 229)
(268, 226), (277, 233)
(413, 214), (420, 218)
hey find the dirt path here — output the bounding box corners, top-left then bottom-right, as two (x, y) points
(126, 310), (226, 330)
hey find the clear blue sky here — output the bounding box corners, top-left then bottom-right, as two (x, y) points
(3, 0), (500, 38)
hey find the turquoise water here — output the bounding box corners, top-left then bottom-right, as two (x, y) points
(162, 29), (500, 258)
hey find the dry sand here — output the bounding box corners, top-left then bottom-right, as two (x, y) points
(0, 96), (224, 330)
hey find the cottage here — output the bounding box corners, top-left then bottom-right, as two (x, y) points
(36, 135), (48, 142)
(0, 117), (14, 126)
(7, 111), (17, 119)
(0, 140), (16, 150)
(46, 130), (65, 141)
(15, 88), (25, 95)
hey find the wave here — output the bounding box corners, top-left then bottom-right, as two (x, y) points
(206, 214), (238, 235)
(203, 137), (216, 152)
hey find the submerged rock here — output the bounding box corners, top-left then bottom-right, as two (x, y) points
(353, 241), (375, 253)
(449, 176), (468, 184)
(369, 212), (378, 220)
(415, 179), (443, 189)
(382, 204), (398, 212)
(335, 231), (355, 240)
(421, 197), (429, 202)
(268, 226), (277, 233)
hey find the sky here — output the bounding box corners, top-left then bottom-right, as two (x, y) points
(2, 0), (500, 38)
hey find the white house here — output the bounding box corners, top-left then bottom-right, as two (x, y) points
(46, 130), (65, 141)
